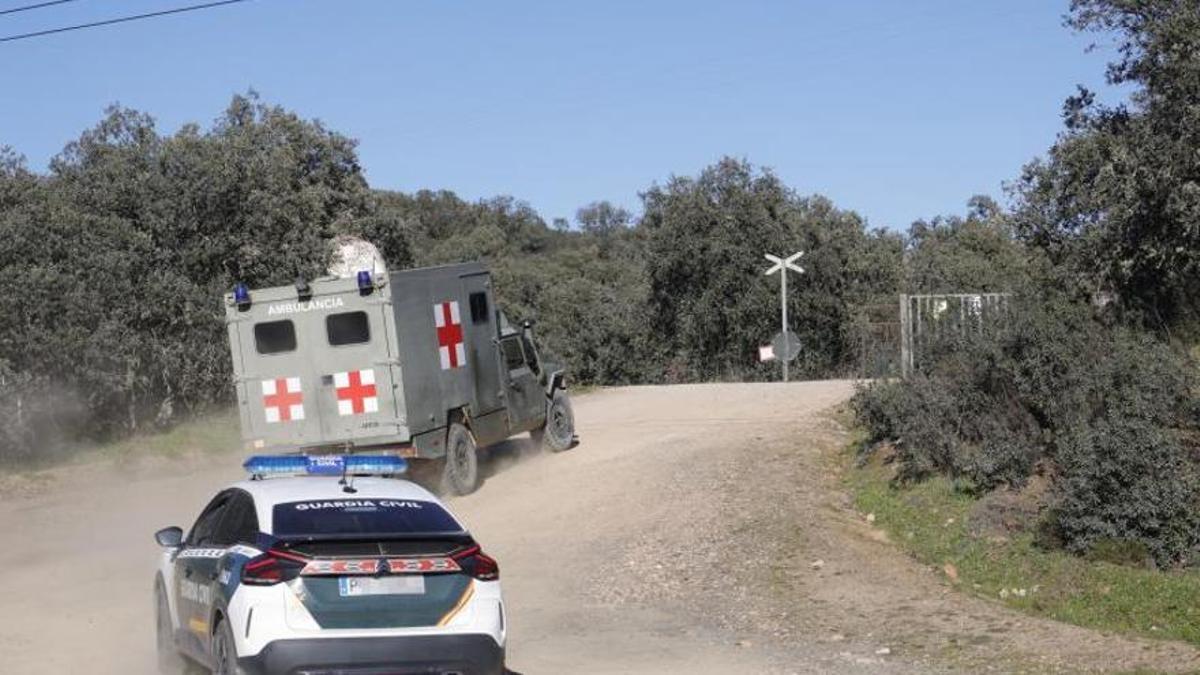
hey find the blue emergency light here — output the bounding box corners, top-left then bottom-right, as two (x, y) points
(233, 282), (251, 308)
(356, 270), (374, 293)
(243, 454), (407, 477)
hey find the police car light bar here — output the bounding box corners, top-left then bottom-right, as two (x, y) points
(243, 454), (407, 477)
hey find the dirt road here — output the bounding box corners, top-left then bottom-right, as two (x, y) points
(0, 382), (1197, 673)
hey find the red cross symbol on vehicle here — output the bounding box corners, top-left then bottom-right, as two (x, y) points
(262, 377), (304, 423)
(334, 369), (378, 416)
(434, 301), (465, 370)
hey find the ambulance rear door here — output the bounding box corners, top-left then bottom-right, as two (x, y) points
(228, 289), (327, 451)
(304, 281), (405, 446)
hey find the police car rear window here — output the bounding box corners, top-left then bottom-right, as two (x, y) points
(271, 499), (463, 537)
(255, 320), (296, 354)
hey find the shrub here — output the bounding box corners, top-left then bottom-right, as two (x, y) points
(854, 374), (1040, 491)
(853, 296), (1200, 566)
(1052, 418), (1200, 566)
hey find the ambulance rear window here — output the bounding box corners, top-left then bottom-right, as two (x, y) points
(327, 311), (370, 346)
(272, 499), (463, 537)
(255, 320), (296, 354)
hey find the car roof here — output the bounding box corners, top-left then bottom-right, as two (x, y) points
(225, 476), (457, 535)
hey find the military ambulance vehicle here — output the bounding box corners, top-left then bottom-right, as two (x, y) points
(224, 250), (575, 496)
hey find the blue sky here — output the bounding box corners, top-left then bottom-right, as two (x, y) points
(0, 0), (1124, 230)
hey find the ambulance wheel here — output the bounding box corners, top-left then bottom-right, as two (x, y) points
(154, 582), (183, 674)
(441, 422), (480, 495)
(542, 390), (575, 452)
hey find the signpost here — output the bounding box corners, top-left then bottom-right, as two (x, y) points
(771, 331), (801, 363)
(763, 251), (804, 382)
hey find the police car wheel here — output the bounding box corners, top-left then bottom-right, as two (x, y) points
(211, 619), (243, 675)
(441, 422), (480, 495)
(543, 390), (575, 452)
(154, 583), (182, 674)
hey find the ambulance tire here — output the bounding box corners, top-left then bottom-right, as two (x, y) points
(542, 390), (575, 453)
(441, 422), (481, 496)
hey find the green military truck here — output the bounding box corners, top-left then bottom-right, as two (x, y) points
(223, 260), (575, 495)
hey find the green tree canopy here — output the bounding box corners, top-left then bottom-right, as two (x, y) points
(1015, 0), (1200, 331)
(640, 157), (896, 380)
(0, 94), (372, 457)
(906, 195), (1033, 294)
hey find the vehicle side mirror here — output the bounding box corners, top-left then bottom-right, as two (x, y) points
(155, 526), (184, 548)
(522, 318), (536, 329)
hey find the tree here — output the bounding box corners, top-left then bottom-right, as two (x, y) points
(576, 201), (631, 234)
(0, 94), (372, 458)
(639, 157), (884, 380)
(906, 195), (1032, 294)
(1015, 0), (1200, 331)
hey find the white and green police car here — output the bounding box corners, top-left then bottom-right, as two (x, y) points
(152, 455), (506, 674)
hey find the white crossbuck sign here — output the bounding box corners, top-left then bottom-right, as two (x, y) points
(763, 251), (805, 276)
(763, 251), (805, 382)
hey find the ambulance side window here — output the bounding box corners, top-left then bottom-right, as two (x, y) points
(521, 334), (541, 374)
(500, 336), (525, 371)
(327, 311), (370, 346)
(254, 320), (296, 355)
(469, 292), (489, 325)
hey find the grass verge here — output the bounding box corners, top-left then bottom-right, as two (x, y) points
(844, 432), (1200, 647)
(0, 407), (243, 474)
(0, 408), (241, 498)
(89, 407), (241, 465)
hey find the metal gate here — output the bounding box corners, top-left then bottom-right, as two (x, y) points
(854, 302), (902, 378)
(899, 293), (1010, 377)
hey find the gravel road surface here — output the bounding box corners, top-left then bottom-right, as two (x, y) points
(0, 382), (1196, 673)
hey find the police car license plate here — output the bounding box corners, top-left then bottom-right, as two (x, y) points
(338, 576), (425, 597)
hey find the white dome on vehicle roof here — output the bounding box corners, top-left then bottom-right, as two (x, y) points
(327, 235), (387, 279)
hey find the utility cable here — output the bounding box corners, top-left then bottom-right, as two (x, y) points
(0, 0), (249, 43)
(0, 0), (84, 18)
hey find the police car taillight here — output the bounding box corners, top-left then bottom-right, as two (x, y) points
(451, 544), (499, 581)
(241, 548), (308, 586)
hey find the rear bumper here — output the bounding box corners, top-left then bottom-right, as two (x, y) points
(237, 633), (504, 675)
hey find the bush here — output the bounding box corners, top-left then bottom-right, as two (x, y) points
(854, 374), (1041, 491)
(853, 296), (1200, 567)
(1053, 418), (1200, 566)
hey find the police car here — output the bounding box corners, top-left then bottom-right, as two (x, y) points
(152, 455), (506, 674)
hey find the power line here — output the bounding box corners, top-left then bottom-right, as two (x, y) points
(0, 0), (250, 43)
(0, 0), (84, 17)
